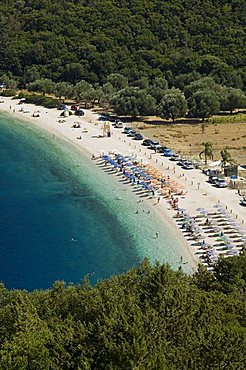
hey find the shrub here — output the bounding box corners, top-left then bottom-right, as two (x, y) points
(14, 93), (59, 108)
(1, 90), (17, 97)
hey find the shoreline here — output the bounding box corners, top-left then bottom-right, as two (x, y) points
(1, 97), (245, 271)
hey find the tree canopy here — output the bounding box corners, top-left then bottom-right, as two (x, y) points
(0, 252), (245, 369)
(110, 87), (156, 117)
(158, 88), (187, 122)
(0, 0), (245, 92)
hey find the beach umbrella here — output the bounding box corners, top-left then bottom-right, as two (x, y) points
(225, 244), (234, 250)
(214, 227), (222, 232)
(229, 250), (240, 256)
(178, 208), (186, 212)
(213, 204), (221, 208)
(218, 207), (227, 213)
(196, 207), (205, 212)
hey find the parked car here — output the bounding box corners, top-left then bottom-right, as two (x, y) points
(134, 133), (143, 140)
(214, 178), (227, 188)
(128, 130), (136, 137)
(99, 113), (110, 121)
(75, 109), (85, 116)
(150, 141), (162, 150)
(124, 127), (132, 134)
(158, 146), (169, 153)
(163, 149), (174, 157)
(142, 139), (152, 146)
(208, 176), (219, 184)
(114, 121), (123, 128)
(169, 154), (180, 161)
(182, 161), (194, 170)
(177, 158), (187, 166)
(202, 168), (220, 176)
(240, 197), (246, 206)
(71, 105), (79, 111)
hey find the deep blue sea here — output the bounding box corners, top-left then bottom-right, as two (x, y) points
(0, 113), (193, 291)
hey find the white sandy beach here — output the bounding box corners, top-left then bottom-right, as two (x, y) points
(0, 96), (245, 270)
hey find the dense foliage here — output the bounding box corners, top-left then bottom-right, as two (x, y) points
(1, 1), (246, 118)
(0, 0), (246, 89)
(0, 252), (245, 369)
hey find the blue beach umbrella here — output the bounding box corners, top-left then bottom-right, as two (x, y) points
(218, 208), (227, 213)
(229, 250), (239, 256)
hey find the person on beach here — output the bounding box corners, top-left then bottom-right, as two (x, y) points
(155, 232), (159, 238)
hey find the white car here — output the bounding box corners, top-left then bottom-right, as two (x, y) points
(214, 178), (227, 188)
(182, 161), (194, 170)
(150, 141), (162, 150)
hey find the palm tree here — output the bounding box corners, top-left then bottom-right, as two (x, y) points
(220, 148), (233, 171)
(199, 142), (213, 165)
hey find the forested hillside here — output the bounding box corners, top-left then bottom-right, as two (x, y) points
(0, 0), (246, 89)
(0, 253), (245, 369)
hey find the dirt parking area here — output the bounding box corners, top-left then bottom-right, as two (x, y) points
(130, 116), (246, 165)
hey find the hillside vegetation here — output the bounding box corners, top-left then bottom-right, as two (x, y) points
(0, 0), (245, 88)
(0, 253), (245, 369)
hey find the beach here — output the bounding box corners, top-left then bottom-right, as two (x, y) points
(0, 97), (245, 272)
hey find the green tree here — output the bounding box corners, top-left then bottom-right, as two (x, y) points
(27, 79), (55, 96)
(74, 80), (95, 104)
(199, 142), (213, 164)
(62, 63), (86, 84)
(188, 89), (220, 120)
(220, 148), (233, 170)
(110, 87), (156, 117)
(107, 73), (128, 91)
(149, 76), (168, 104)
(24, 66), (41, 83)
(174, 71), (201, 91)
(158, 88), (187, 122)
(184, 77), (219, 99)
(0, 74), (17, 90)
(219, 87), (246, 114)
(54, 82), (74, 102)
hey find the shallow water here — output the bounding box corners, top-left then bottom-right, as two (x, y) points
(0, 113), (193, 291)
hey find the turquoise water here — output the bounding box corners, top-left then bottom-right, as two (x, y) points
(0, 113), (193, 291)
